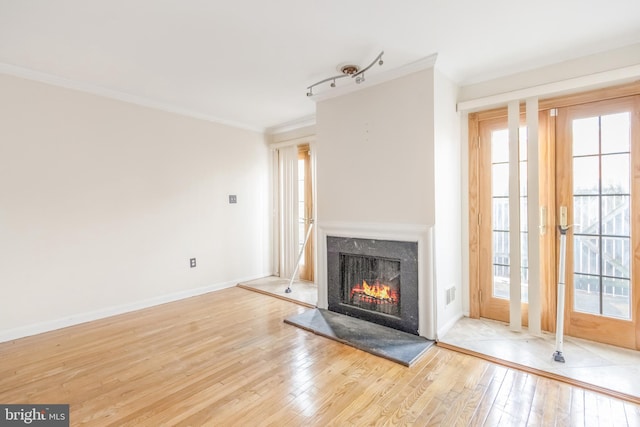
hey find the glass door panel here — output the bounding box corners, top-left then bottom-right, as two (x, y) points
(570, 112), (631, 319)
(490, 126), (529, 302)
(478, 117), (529, 323)
(556, 96), (639, 349)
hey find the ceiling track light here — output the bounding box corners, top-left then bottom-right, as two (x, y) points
(306, 51), (384, 96)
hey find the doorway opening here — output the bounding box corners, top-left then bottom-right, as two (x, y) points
(271, 141), (316, 302)
(239, 141), (317, 307)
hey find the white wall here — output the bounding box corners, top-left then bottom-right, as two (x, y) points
(316, 68), (462, 339)
(316, 69), (435, 225)
(0, 74), (272, 341)
(433, 69), (463, 336)
(269, 125), (316, 145)
(459, 42), (640, 104)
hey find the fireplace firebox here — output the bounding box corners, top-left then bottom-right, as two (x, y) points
(327, 236), (419, 335)
(341, 254), (401, 316)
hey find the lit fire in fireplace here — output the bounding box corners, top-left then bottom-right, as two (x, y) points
(350, 280), (399, 304)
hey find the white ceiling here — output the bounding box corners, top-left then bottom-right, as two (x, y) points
(1, 1), (639, 132)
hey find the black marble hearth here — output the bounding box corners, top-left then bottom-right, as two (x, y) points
(284, 308), (434, 366)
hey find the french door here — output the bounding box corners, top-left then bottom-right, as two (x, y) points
(473, 91), (639, 349)
(477, 117), (529, 324)
(556, 96), (640, 349)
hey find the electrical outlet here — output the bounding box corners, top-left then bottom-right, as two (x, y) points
(190, 258), (196, 268)
(229, 195), (237, 204)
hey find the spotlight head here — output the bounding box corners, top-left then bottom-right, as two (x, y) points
(330, 80), (336, 88)
(306, 90), (312, 97)
(378, 59), (384, 66)
(356, 75), (365, 84)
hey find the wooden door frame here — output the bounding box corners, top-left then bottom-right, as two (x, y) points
(469, 108), (554, 327)
(474, 114), (546, 325)
(298, 143), (314, 282)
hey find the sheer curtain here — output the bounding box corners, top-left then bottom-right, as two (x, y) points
(277, 145), (299, 279)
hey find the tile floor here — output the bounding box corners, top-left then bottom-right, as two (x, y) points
(238, 275), (317, 307)
(439, 316), (640, 400)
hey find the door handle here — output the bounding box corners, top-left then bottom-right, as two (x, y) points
(539, 206), (547, 235)
(559, 206), (568, 229)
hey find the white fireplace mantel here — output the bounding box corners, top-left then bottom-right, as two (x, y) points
(316, 221), (436, 340)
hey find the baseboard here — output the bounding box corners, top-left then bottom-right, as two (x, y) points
(0, 273), (271, 343)
(436, 312), (463, 341)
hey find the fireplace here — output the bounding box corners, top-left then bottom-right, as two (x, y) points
(327, 236), (419, 335)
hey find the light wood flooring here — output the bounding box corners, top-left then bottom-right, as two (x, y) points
(1, 287), (639, 426)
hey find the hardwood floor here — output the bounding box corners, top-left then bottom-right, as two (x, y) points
(1, 287), (639, 426)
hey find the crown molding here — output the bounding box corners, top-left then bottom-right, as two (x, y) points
(307, 53), (439, 103)
(266, 114), (317, 135)
(0, 62), (264, 133)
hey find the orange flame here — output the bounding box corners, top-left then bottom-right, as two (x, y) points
(361, 280), (392, 300)
(350, 280), (399, 308)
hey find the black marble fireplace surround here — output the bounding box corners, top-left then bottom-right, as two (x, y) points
(327, 236), (419, 335)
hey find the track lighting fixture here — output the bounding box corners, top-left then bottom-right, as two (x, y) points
(306, 51), (384, 96)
